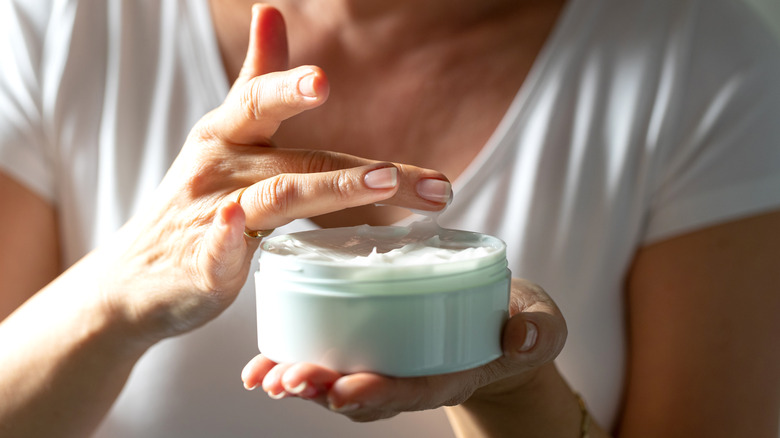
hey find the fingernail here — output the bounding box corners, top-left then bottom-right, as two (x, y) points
(364, 167), (398, 189)
(519, 321), (538, 352)
(284, 381), (317, 398)
(244, 381), (258, 391)
(298, 71), (318, 98)
(285, 381), (307, 394)
(416, 179), (452, 204)
(267, 390), (288, 400)
(328, 401), (361, 413)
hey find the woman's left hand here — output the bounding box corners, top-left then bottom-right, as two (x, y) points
(241, 277), (567, 422)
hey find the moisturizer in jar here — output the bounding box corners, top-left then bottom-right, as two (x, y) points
(255, 223), (510, 377)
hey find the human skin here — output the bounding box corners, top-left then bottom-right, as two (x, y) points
(227, 2), (780, 437)
(1, 1), (779, 437)
(0, 5), (452, 437)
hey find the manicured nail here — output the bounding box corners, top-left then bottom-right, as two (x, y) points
(519, 321), (538, 352)
(416, 179), (452, 204)
(298, 71), (318, 98)
(244, 381), (258, 391)
(364, 167), (398, 189)
(267, 390), (288, 400)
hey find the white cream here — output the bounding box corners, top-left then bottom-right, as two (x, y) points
(263, 222), (501, 266)
(254, 222), (511, 377)
(351, 241), (495, 266)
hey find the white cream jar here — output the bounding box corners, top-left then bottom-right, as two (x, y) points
(255, 223), (510, 377)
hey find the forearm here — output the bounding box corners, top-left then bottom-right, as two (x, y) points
(445, 364), (610, 438)
(0, 251), (151, 438)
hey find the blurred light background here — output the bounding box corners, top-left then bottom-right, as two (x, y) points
(745, 0), (780, 40)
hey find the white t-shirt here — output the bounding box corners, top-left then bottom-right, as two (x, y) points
(2, 0), (779, 436)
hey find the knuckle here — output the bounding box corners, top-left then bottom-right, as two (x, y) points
(326, 172), (358, 201)
(187, 119), (215, 143)
(301, 150), (340, 174)
(185, 112), (225, 149)
(239, 75), (299, 123)
(240, 80), (265, 120)
(259, 175), (296, 217)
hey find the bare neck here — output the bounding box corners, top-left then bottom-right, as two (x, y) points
(209, 0), (565, 82)
(208, 0), (567, 227)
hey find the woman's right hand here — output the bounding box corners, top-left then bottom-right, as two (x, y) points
(96, 4), (451, 344)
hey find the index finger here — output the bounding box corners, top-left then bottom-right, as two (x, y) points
(203, 3), (329, 145)
(205, 65), (329, 146)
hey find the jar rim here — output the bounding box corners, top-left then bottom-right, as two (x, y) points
(258, 225), (507, 282)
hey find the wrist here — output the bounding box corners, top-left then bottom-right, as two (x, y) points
(74, 250), (159, 355)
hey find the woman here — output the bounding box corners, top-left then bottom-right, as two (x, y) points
(1, 0), (779, 437)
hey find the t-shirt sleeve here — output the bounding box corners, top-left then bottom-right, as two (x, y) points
(643, 2), (780, 243)
(0, 0), (56, 203)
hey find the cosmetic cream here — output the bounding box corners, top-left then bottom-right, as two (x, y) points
(255, 222), (510, 376)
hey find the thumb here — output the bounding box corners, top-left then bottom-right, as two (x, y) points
(198, 201), (258, 292)
(501, 311), (567, 372)
(230, 4), (289, 94)
(500, 279), (568, 370)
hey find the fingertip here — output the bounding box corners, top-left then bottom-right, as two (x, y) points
(198, 201), (251, 289)
(416, 178), (452, 205)
(236, 3), (288, 86)
(364, 165), (399, 190)
(519, 320), (538, 352)
(280, 367), (318, 398)
(502, 315), (533, 357)
(262, 363), (293, 397)
(243, 375), (259, 391)
(215, 201), (247, 247)
(503, 313), (566, 370)
(241, 354), (272, 390)
(297, 66), (330, 101)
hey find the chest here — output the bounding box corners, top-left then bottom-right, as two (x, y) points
(272, 61), (523, 226)
(274, 59), (522, 175)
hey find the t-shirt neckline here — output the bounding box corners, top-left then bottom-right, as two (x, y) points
(191, 0), (575, 228)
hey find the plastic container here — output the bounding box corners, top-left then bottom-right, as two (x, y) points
(254, 223), (510, 377)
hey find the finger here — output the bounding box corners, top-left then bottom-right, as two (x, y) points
(229, 4), (289, 95)
(326, 373), (402, 421)
(280, 362), (343, 401)
(464, 280), (568, 398)
(204, 4), (316, 145)
(287, 151), (452, 208)
(262, 363), (295, 399)
(324, 280), (568, 421)
(197, 201), (256, 293)
(325, 372), (466, 422)
(241, 354), (277, 390)
(397, 172), (452, 208)
(227, 151), (451, 227)
(237, 164), (401, 231)
(502, 278), (567, 368)
(210, 66), (329, 145)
